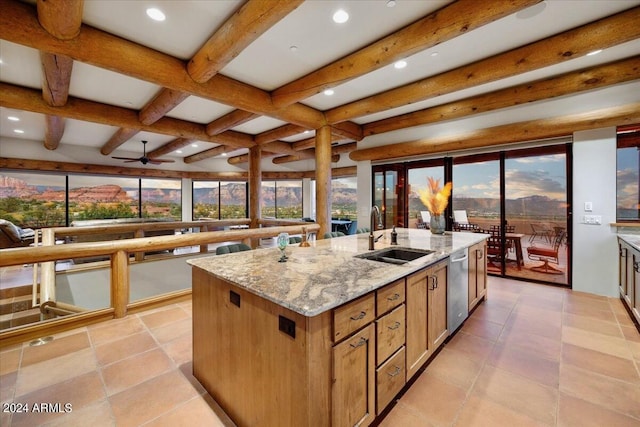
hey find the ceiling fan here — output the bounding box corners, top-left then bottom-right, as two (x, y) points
(112, 140), (175, 165)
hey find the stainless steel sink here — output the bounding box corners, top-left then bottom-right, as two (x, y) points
(355, 247), (435, 265)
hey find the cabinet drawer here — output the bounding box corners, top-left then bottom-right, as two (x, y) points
(376, 278), (405, 315)
(376, 304), (405, 364)
(334, 293), (375, 343)
(376, 346), (406, 414)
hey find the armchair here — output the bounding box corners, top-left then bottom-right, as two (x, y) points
(0, 219), (35, 249)
(526, 230), (566, 274)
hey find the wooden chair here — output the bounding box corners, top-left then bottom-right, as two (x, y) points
(526, 230), (566, 274)
(486, 235), (507, 270)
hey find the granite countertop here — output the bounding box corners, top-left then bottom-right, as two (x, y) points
(188, 228), (487, 317)
(618, 234), (640, 252)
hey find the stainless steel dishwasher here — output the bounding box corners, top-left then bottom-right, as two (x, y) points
(448, 248), (469, 334)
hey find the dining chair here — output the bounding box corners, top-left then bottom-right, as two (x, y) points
(526, 230), (566, 274)
(216, 243), (251, 255)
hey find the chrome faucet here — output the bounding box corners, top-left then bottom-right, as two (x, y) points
(369, 205), (383, 250)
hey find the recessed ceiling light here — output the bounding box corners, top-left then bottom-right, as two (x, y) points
(516, 2), (546, 20)
(394, 60), (407, 69)
(333, 9), (349, 24)
(386, 0), (397, 7)
(430, 52), (439, 57)
(289, 45), (298, 52)
(0, 58), (4, 65)
(323, 89), (335, 96)
(191, 143), (198, 147)
(7, 116), (20, 121)
(146, 7), (166, 22)
(221, 153), (228, 157)
(587, 49), (602, 56)
(14, 129), (24, 134)
(304, 130), (310, 134)
(176, 150), (182, 154)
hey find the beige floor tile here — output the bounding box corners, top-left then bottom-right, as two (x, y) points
(471, 365), (558, 425)
(144, 396), (232, 427)
(139, 306), (190, 330)
(162, 333), (193, 366)
(557, 393), (640, 427)
(562, 326), (633, 359)
(486, 343), (560, 388)
(460, 316), (504, 342)
(94, 330), (157, 366)
(47, 400), (116, 427)
(399, 371), (467, 426)
(445, 331), (495, 363)
(616, 312), (639, 328)
(425, 347), (483, 391)
(11, 372), (105, 427)
(516, 293), (565, 312)
(454, 394), (550, 427)
(559, 364), (640, 420)
(498, 326), (562, 361)
(469, 304), (513, 325)
(0, 347), (20, 376)
(109, 370), (200, 427)
(562, 312), (624, 338)
(564, 294), (613, 313)
(101, 348), (174, 396)
(88, 316), (147, 346)
(628, 340), (640, 361)
(20, 332), (90, 368)
(563, 303), (617, 324)
(380, 402), (436, 427)
(0, 371), (17, 404)
(561, 343), (640, 385)
(150, 317), (192, 344)
(620, 324), (640, 343)
(14, 347), (97, 397)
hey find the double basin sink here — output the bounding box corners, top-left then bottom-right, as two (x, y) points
(355, 247), (435, 265)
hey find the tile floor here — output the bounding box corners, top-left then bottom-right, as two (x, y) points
(1, 277), (639, 426)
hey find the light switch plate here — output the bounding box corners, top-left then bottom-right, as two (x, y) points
(583, 215), (602, 225)
(584, 202), (593, 212)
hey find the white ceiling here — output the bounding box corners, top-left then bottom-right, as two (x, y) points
(1, 0), (639, 173)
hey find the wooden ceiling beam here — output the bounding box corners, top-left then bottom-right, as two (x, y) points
(147, 138), (195, 158)
(188, 0), (304, 83)
(330, 122), (362, 141)
(271, 0), (541, 107)
(101, 128), (140, 155)
(36, 0), (83, 150)
(138, 89), (191, 126)
(364, 56), (640, 136)
(328, 6), (640, 124)
(350, 102), (640, 162)
(0, 0), (326, 129)
(183, 145), (243, 164)
(255, 124), (308, 145)
(206, 110), (260, 136)
(0, 83), (255, 149)
(272, 142), (357, 165)
(260, 140), (298, 155)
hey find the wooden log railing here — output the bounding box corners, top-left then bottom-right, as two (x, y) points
(0, 221), (319, 348)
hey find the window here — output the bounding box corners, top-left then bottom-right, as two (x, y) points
(617, 129), (640, 221)
(68, 175), (139, 222)
(0, 171), (66, 228)
(332, 177), (357, 220)
(261, 181), (276, 218)
(193, 181), (220, 219)
(275, 180), (303, 219)
(220, 181), (247, 219)
(141, 178), (181, 220)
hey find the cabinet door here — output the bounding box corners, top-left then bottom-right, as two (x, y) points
(619, 242), (628, 297)
(428, 261), (448, 352)
(468, 241), (487, 311)
(626, 244), (635, 307)
(405, 269), (429, 379)
(633, 252), (640, 321)
(332, 324), (375, 427)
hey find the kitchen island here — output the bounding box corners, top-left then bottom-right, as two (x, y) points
(188, 229), (487, 426)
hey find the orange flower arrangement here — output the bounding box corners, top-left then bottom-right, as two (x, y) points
(418, 177), (452, 216)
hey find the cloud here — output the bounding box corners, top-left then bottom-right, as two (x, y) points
(513, 154), (564, 164)
(504, 169), (565, 200)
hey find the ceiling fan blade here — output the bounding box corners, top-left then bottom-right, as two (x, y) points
(149, 158), (175, 163)
(124, 160), (139, 163)
(112, 156), (140, 161)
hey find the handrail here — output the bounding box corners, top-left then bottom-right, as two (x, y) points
(50, 219), (250, 237)
(0, 223), (320, 348)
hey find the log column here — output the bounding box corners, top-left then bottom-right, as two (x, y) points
(249, 145), (262, 247)
(315, 126), (332, 238)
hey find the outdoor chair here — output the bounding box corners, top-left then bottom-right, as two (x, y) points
(526, 230), (566, 274)
(0, 219), (35, 249)
(216, 243), (251, 255)
(529, 223), (553, 244)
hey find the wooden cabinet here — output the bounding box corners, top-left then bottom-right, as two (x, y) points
(333, 324), (375, 427)
(618, 238), (640, 325)
(468, 240), (487, 311)
(406, 259), (449, 379)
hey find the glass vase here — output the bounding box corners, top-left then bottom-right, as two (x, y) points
(429, 214), (445, 235)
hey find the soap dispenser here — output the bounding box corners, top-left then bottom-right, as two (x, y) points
(391, 226), (398, 245)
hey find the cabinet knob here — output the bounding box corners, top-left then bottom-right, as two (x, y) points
(350, 311), (367, 321)
(349, 336), (367, 348)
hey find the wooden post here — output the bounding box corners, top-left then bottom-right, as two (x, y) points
(316, 126), (332, 238)
(111, 250), (129, 318)
(249, 145), (262, 247)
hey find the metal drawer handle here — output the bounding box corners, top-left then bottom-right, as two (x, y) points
(350, 311), (366, 321)
(387, 366), (402, 377)
(477, 249), (484, 259)
(387, 293), (400, 301)
(634, 261), (639, 273)
(388, 321), (401, 330)
(350, 337), (367, 348)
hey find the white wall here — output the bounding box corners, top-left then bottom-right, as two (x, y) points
(356, 160), (372, 231)
(572, 127), (618, 297)
(181, 178), (192, 221)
